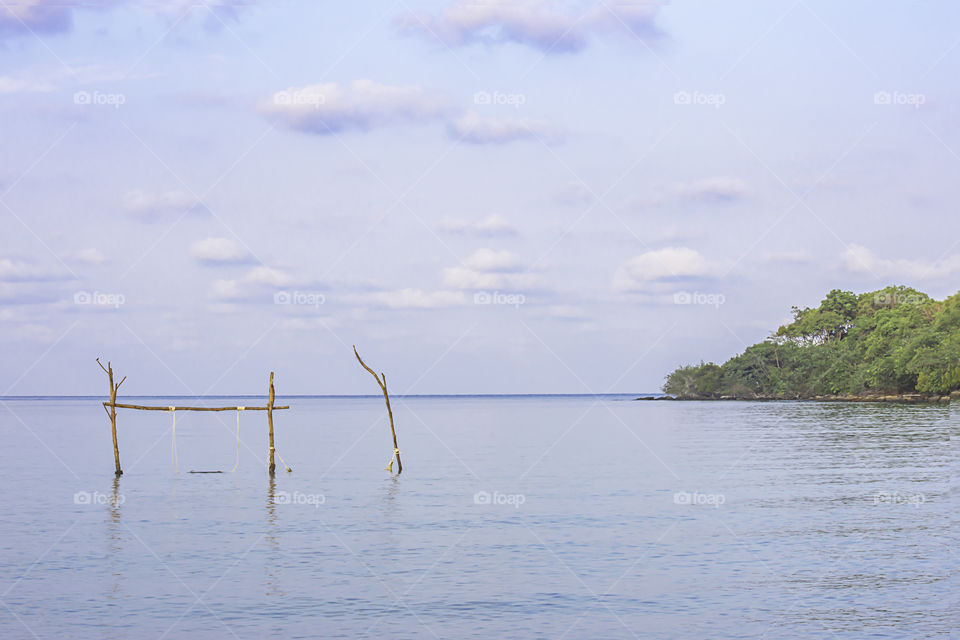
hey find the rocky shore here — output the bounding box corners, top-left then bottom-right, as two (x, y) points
(636, 390), (960, 404)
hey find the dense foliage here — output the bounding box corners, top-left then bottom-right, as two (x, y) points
(663, 286), (960, 398)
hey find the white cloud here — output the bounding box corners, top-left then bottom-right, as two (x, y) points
(190, 237), (250, 264)
(442, 248), (534, 290)
(0, 258), (65, 282)
(680, 177), (752, 202)
(210, 279), (243, 301)
(843, 244), (960, 280)
(365, 288), (467, 309)
(440, 213), (517, 236)
(754, 250), (810, 265)
(396, 0), (662, 53)
(260, 79), (450, 135)
(70, 248), (107, 265)
(0, 2), (74, 39)
(614, 247), (717, 292)
(210, 266), (302, 300)
(0, 75), (55, 94)
(0, 1), (252, 41)
(448, 111), (561, 144)
(463, 248), (523, 272)
(628, 177), (752, 210)
(244, 266), (298, 287)
(123, 189), (207, 221)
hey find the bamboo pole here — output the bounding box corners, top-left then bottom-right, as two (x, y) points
(97, 358), (125, 477)
(353, 346), (402, 474)
(267, 371), (276, 475)
(102, 403), (289, 412)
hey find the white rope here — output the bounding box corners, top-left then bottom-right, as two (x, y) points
(231, 407), (244, 472)
(169, 407), (178, 473)
(386, 447), (401, 472)
(271, 446), (292, 473)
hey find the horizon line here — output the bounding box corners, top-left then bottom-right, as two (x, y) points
(0, 392), (661, 399)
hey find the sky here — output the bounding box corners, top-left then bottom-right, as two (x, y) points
(1, 0), (958, 396)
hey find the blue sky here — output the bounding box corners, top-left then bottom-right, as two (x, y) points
(1, 0), (958, 395)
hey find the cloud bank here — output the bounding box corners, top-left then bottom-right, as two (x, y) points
(448, 111), (561, 144)
(396, 0), (662, 53)
(614, 246), (718, 292)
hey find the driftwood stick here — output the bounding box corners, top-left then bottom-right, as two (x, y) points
(353, 346), (402, 474)
(97, 358), (123, 477)
(267, 371), (276, 475)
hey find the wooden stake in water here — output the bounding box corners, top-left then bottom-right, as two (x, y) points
(97, 358), (126, 477)
(267, 371), (276, 476)
(353, 346), (402, 474)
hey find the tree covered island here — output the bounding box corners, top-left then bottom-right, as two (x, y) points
(662, 286), (960, 402)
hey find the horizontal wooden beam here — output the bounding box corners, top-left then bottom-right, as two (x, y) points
(103, 402), (290, 412)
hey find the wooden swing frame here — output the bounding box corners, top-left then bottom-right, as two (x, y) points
(97, 359), (290, 476)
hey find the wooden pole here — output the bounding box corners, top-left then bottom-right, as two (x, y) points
(97, 358), (125, 477)
(102, 403), (289, 412)
(267, 371), (276, 475)
(353, 346), (402, 474)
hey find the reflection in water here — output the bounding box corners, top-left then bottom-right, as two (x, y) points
(265, 475), (285, 598)
(379, 476), (401, 578)
(105, 476), (124, 613)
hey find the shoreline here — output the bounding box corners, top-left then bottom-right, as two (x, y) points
(637, 391), (960, 404)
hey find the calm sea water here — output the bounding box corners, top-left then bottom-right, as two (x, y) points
(0, 395), (954, 639)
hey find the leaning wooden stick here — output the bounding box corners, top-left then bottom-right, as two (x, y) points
(97, 358), (125, 477)
(353, 346), (402, 474)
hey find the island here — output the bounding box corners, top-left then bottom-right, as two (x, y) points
(659, 286), (960, 403)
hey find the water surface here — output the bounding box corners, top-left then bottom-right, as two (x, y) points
(0, 396), (954, 638)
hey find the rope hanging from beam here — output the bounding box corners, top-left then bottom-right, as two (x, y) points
(231, 407), (244, 472)
(170, 407), (178, 473)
